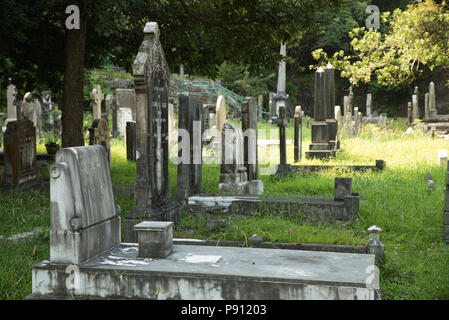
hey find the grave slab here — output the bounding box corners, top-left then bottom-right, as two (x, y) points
(30, 243), (377, 300)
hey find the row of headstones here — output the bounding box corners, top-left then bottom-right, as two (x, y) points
(2, 85), (59, 144)
(407, 82), (438, 123)
(0, 116), (111, 186)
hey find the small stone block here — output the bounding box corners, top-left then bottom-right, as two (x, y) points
(134, 221), (173, 258)
(248, 180), (264, 196)
(335, 177), (352, 200)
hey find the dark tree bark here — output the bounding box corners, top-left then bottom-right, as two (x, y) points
(61, 3), (87, 148)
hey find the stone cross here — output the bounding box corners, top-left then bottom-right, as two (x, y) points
(176, 93), (203, 198)
(124, 21), (179, 243)
(294, 106), (303, 162)
(6, 84), (17, 123)
(90, 85), (104, 120)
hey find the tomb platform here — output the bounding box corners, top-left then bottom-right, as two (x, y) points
(29, 243), (378, 300)
(185, 193), (359, 222)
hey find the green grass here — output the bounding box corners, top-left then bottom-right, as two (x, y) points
(1, 116), (449, 299)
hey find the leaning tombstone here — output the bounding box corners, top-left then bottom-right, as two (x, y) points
(88, 118), (111, 165)
(124, 22), (179, 242)
(3, 120), (38, 187)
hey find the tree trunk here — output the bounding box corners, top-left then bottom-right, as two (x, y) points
(61, 5), (87, 148)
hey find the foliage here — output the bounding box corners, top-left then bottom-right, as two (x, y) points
(216, 62), (275, 98)
(311, 0), (449, 88)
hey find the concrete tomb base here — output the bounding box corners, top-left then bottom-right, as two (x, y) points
(30, 243), (377, 300)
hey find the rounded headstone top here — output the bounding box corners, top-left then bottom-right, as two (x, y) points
(368, 225), (382, 233)
(326, 63), (333, 69)
(317, 66), (324, 73)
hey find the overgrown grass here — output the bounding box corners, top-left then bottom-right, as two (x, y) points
(1, 117), (449, 299)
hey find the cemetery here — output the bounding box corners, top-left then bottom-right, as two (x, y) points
(0, 0), (449, 302)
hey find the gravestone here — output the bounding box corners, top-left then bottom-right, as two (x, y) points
(269, 92), (274, 118)
(241, 97), (258, 181)
(124, 22), (179, 243)
(366, 94), (372, 116)
(324, 64), (338, 149)
(428, 82), (437, 119)
(90, 85), (104, 121)
(258, 95), (264, 119)
(3, 120), (38, 186)
(88, 118), (111, 165)
(407, 102), (413, 125)
(354, 107), (360, 134)
(22, 92), (42, 140)
(6, 84), (17, 123)
(294, 106), (303, 162)
(168, 102), (176, 151)
(357, 112), (363, 134)
(176, 93), (202, 199)
(216, 95), (227, 134)
(412, 94), (419, 121)
(278, 105), (288, 166)
(117, 107), (133, 137)
(306, 67), (335, 159)
(116, 88), (136, 120)
(48, 145), (120, 264)
(41, 91), (55, 129)
(424, 93), (430, 119)
(219, 123), (256, 195)
(275, 43), (289, 117)
(126, 121), (137, 161)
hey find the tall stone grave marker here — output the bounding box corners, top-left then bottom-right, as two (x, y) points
(216, 95), (227, 134)
(241, 97), (258, 181)
(49, 145), (120, 264)
(90, 85), (104, 120)
(324, 64), (338, 149)
(126, 122), (137, 162)
(176, 93), (202, 198)
(3, 120), (38, 186)
(412, 94), (419, 121)
(88, 118), (111, 165)
(424, 93), (430, 119)
(294, 106), (303, 162)
(124, 22), (179, 242)
(22, 92), (42, 140)
(6, 84), (17, 123)
(428, 82), (437, 119)
(366, 94), (372, 116)
(274, 43), (289, 117)
(116, 88), (136, 120)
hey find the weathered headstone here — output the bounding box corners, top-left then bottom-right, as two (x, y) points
(124, 22), (179, 243)
(49, 145), (120, 264)
(116, 88), (136, 120)
(324, 64), (338, 149)
(366, 94), (372, 116)
(428, 82), (437, 119)
(294, 106), (303, 162)
(424, 93), (430, 119)
(241, 97), (258, 181)
(117, 107), (133, 137)
(412, 94), (419, 122)
(219, 123), (263, 195)
(90, 85), (104, 121)
(176, 93), (202, 198)
(278, 105), (287, 165)
(22, 92), (42, 140)
(216, 95), (227, 134)
(258, 95), (264, 119)
(357, 112), (363, 134)
(88, 118), (111, 165)
(126, 121), (136, 162)
(6, 84), (17, 123)
(407, 102), (413, 125)
(3, 120), (38, 186)
(354, 107), (360, 134)
(275, 43), (289, 117)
